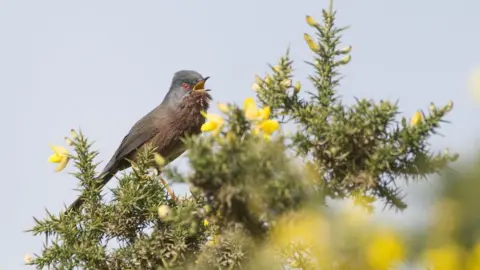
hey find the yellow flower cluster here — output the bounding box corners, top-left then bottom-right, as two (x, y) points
(243, 97), (279, 139)
(411, 111), (423, 126)
(200, 110), (225, 136)
(200, 98), (280, 139)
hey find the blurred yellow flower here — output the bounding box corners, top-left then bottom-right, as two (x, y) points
(243, 97), (280, 138)
(351, 192), (375, 213)
(366, 228), (405, 270)
(200, 111), (224, 136)
(467, 242), (480, 270)
(259, 120), (279, 135)
(157, 205), (170, 219)
(153, 153), (165, 167)
(411, 111), (422, 126)
(48, 145), (70, 172)
(203, 219), (209, 227)
(270, 210), (332, 264)
(305, 15), (318, 27)
(304, 33), (320, 52)
(24, 254), (32, 264)
(258, 106), (270, 121)
(423, 244), (463, 270)
(244, 97), (259, 120)
(294, 81), (301, 93)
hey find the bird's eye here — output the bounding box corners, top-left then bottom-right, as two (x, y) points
(181, 83), (191, 90)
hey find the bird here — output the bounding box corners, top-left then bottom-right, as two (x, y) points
(68, 70), (212, 211)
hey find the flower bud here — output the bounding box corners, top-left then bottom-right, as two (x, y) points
(24, 254), (32, 264)
(281, 79), (292, 88)
(445, 100), (454, 112)
(153, 153), (165, 167)
(254, 75), (263, 84)
(158, 205), (170, 219)
(304, 33), (320, 52)
(294, 81), (301, 93)
(410, 111), (422, 126)
(65, 137), (73, 146)
(336, 45), (352, 54)
(336, 55), (351, 65)
(70, 129), (78, 140)
(265, 75), (273, 85)
(252, 83), (261, 92)
(305, 15), (318, 27)
(429, 103), (436, 114)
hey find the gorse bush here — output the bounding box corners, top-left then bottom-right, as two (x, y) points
(28, 2), (473, 269)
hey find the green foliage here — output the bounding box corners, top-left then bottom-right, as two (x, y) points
(254, 5), (457, 210)
(29, 2), (458, 269)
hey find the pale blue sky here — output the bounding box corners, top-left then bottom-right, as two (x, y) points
(1, 0), (480, 269)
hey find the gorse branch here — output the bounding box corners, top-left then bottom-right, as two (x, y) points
(29, 2), (458, 269)
(254, 5), (457, 210)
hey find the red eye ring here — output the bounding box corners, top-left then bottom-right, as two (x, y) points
(181, 83), (190, 90)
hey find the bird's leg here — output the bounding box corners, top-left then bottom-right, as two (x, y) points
(152, 166), (177, 201)
(159, 175), (177, 201)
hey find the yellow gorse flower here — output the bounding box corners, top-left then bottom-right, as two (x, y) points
(366, 228), (405, 270)
(153, 153), (165, 166)
(423, 244), (463, 270)
(259, 120), (279, 136)
(200, 111), (224, 136)
(48, 145), (70, 172)
(242, 97), (280, 138)
(243, 97), (259, 120)
(411, 111), (423, 126)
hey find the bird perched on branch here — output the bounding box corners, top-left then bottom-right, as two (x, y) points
(68, 70), (212, 211)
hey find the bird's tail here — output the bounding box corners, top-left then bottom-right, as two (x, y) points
(66, 172), (114, 212)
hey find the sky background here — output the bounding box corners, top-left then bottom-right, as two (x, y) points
(1, 0), (480, 269)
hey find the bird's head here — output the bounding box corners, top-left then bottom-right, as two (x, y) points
(163, 70), (211, 107)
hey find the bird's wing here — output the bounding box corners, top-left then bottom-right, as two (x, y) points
(100, 111), (162, 175)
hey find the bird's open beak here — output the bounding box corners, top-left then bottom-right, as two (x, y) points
(193, 76), (210, 92)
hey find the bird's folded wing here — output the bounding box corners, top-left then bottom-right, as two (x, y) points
(101, 117), (161, 175)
